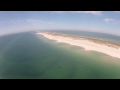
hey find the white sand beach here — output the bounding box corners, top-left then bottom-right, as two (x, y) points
(37, 32), (120, 59)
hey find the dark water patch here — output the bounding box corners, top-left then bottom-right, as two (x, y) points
(58, 66), (62, 69)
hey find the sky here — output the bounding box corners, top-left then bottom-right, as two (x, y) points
(0, 11), (120, 36)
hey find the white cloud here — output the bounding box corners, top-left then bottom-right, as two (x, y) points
(9, 20), (23, 24)
(104, 18), (120, 24)
(114, 11), (120, 13)
(50, 11), (102, 15)
(70, 11), (102, 15)
(26, 19), (39, 23)
(0, 21), (8, 24)
(51, 11), (64, 13)
(26, 19), (56, 25)
(104, 18), (115, 23)
(0, 19), (56, 26)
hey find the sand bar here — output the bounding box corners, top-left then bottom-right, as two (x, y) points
(36, 32), (120, 59)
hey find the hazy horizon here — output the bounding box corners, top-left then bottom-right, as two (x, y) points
(0, 11), (120, 36)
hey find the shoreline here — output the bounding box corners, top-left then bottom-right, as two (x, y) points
(36, 32), (120, 59)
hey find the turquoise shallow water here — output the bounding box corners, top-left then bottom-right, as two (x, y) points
(0, 31), (120, 79)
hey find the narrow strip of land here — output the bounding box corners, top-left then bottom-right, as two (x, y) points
(36, 32), (120, 59)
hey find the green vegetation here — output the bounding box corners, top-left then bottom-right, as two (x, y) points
(44, 32), (120, 49)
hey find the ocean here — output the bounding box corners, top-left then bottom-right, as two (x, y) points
(0, 31), (120, 79)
